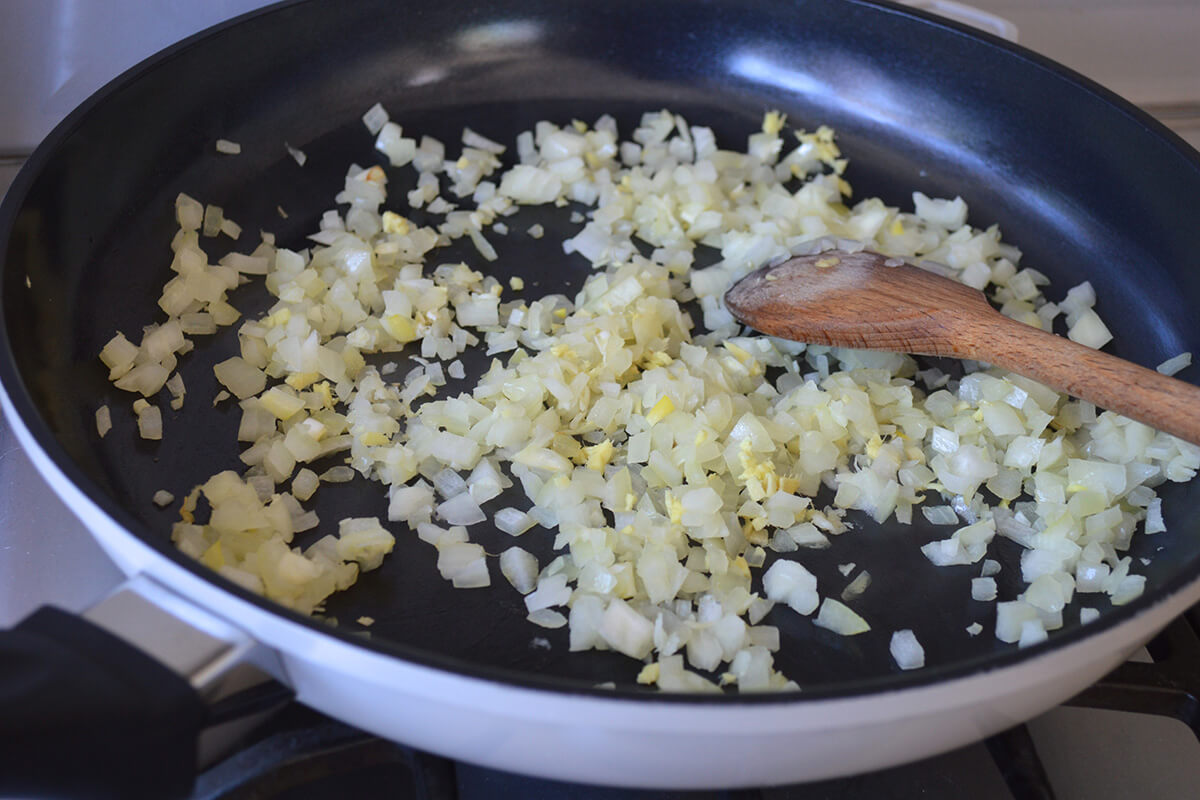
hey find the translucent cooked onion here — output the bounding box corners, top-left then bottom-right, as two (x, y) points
(889, 629), (925, 670)
(95, 405), (112, 438)
(103, 104), (1200, 692)
(500, 547), (539, 594)
(134, 401), (162, 440)
(814, 598), (870, 636)
(1157, 352), (1192, 376)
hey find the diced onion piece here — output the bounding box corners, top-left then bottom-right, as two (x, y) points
(213, 357), (267, 399)
(100, 333), (139, 379)
(436, 542), (490, 588)
(1145, 498), (1165, 534)
(202, 204), (224, 237)
(495, 507), (536, 536)
(320, 466), (355, 483)
(115, 363), (170, 397)
(841, 570), (871, 602)
(153, 489), (175, 507)
(995, 600), (1038, 643)
(336, 518), (395, 571)
(437, 493), (486, 526)
(376, 122), (417, 167)
(889, 629), (925, 669)
(762, 560), (819, 615)
(528, 609), (567, 628)
(1018, 618), (1048, 647)
(499, 165), (562, 204)
(921, 520), (995, 566)
(292, 468), (320, 502)
(500, 547), (539, 594)
(525, 573), (571, 612)
(1067, 309), (1113, 349)
(389, 481), (434, 525)
(259, 386), (306, 420)
(95, 405), (112, 438)
(463, 127), (507, 154)
(971, 577), (997, 601)
(921, 505), (959, 525)
(362, 102), (389, 135)
(135, 402), (163, 440)
(814, 598), (870, 635)
(1157, 352), (1191, 376)
(432, 468), (468, 499)
(598, 598), (654, 660)
(175, 193), (204, 231)
(285, 142), (307, 166)
(215, 139), (242, 155)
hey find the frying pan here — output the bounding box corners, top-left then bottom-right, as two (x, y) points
(3, 0), (1200, 794)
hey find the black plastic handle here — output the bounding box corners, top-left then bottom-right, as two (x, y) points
(0, 606), (207, 799)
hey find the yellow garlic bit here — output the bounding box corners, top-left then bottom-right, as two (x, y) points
(646, 395), (675, 424)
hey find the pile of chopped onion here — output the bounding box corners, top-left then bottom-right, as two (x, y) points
(100, 105), (1200, 691)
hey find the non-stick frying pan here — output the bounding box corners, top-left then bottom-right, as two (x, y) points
(3, 0), (1200, 795)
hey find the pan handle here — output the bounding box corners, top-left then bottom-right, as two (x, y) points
(0, 575), (291, 799)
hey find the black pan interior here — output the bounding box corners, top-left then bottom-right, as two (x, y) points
(3, 0), (1200, 698)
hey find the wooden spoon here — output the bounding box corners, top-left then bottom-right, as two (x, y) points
(724, 249), (1200, 445)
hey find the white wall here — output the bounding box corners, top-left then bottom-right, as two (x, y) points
(0, 0), (277, 153)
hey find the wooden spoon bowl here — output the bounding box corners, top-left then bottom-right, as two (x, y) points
(724, 249), (1200, 445)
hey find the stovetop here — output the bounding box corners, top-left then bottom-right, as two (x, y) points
(4, 1), (1200, 797)
(191, 609), (1200, 799)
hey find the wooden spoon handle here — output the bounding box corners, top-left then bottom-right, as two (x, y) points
(962, 311), (1200, 444)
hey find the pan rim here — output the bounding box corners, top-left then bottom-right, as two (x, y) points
(2, 0), (1200, 706)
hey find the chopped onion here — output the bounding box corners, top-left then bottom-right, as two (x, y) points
(436, 541), (490, 588)
(495, 507), (536, 536)
(437, 493), (486, 526)
(106, 105), (1195, 693)
(814, 598), (871, 636)
(134, 401), (162, 440)
(500, 547), (538, 594)
(598, 598), (654, 659)
(971, 577), (997, 601)
(213, 357), (266, 399)
(95, 405), (112, 438)
(320, 466), (355, 483)
(432, 468), (468, 499)
(292, 468), (320, 502)
(763, 561), (819, 615)
(524, 573), (570, 612)
(528, 609), (567, 628)
(841, 570), (871, 602)
(362, 102), (389, 135)
(889, 629), (925, 669)
(285, 142), (307, 166)
(1157, 352), (1192, 376)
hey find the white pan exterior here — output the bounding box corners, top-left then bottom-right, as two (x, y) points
(7, 386), (1200, 788)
